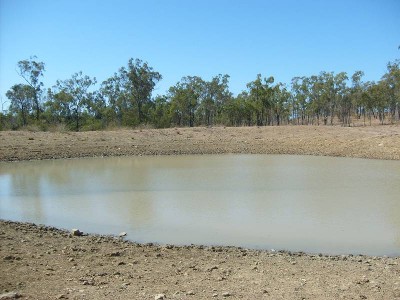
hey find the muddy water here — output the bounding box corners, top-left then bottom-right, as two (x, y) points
(1, 155), (399, 256)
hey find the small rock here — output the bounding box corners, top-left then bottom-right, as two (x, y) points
(0, 292), (21, 299)
(71, 229), (83, 236)
(212, 293), (218, 297)
(207, 265), (219, 272)
(186, 291), (195, 295)
(119, 232), (127, 237)
(217, 276), (226, 281)
(154, 294), (166, 300)
(222, 292), (231, 297)
(57, 294), (67, 299)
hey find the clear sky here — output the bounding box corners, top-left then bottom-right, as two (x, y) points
(0, 0), (399, 108)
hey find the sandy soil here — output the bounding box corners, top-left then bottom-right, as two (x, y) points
(1, 125), (400, 299)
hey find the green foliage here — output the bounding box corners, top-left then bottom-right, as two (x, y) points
(48, 72), (97, 131)
(6, 84), (35, 126)
(3, 56), (400, 131)
(17, 56), (45, 121)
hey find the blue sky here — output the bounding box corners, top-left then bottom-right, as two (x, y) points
(0, 0), (399, 108)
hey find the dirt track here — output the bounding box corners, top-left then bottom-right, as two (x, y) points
(1, 125), (400, 299)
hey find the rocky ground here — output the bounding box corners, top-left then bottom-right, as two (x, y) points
(1, 221), (400, 300)
(1, 125), (400, 299)
(0, 125), (399, 161)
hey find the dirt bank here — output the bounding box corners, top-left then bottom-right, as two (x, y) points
(1, 221), (400, 300)
(1, 125), (400, 299)
(0, 125), (399, 162)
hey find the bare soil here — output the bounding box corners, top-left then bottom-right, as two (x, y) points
(1, 125), (400, 300)
(0, 125), (399, 161)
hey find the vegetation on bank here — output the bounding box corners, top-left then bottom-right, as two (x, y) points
(1, 56), (399, 131)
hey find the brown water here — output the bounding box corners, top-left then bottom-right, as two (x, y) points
(1, 155), (399, 256)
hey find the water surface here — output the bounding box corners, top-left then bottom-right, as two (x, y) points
(1, 155), (399, 256)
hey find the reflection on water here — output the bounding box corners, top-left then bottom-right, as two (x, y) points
(1, 154), (399, 256)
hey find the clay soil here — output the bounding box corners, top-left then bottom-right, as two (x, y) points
(1, 125), (400, 300)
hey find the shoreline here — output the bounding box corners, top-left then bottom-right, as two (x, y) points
(1, 125), (400, 299)
(2, 219), (397, 259)
(1, 220), (399, 299)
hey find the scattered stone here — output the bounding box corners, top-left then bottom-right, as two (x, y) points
(0, 292), (21, 299)
(217, 276), (226, 281)
(71, 229), (83, 236)
(154, 294), (166, 300)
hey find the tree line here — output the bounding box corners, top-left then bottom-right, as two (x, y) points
(1, 56), (399, 131)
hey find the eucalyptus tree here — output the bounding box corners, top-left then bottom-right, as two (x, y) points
(125, 58), (162, 123)
(150, 95), (171, 128)
(365, 81), (389, 125)
(223, 96), (243, 126)
(100, 73), (129, 126)
(168, 76), (202, 127)
(50, 72), (97, 131)
(45, 89), (73, 125)
(100, 58), (162, 126)
(232, 91), (255, 126)
(381, 60), (400, 122)
(291, 77), (309, 124)
(317, 72), (336, 125)
(246, 74), (274, 125)
(333, 72), (350, 126)
(350, 71), (365, 121)
(199, 74), (232, 126)
(271, 83), (291, 125)
(17, 56), (45, 121)
(6, 84), (35, 126)
(305, 75), (324, 125)
(360, 81), (376, 125)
